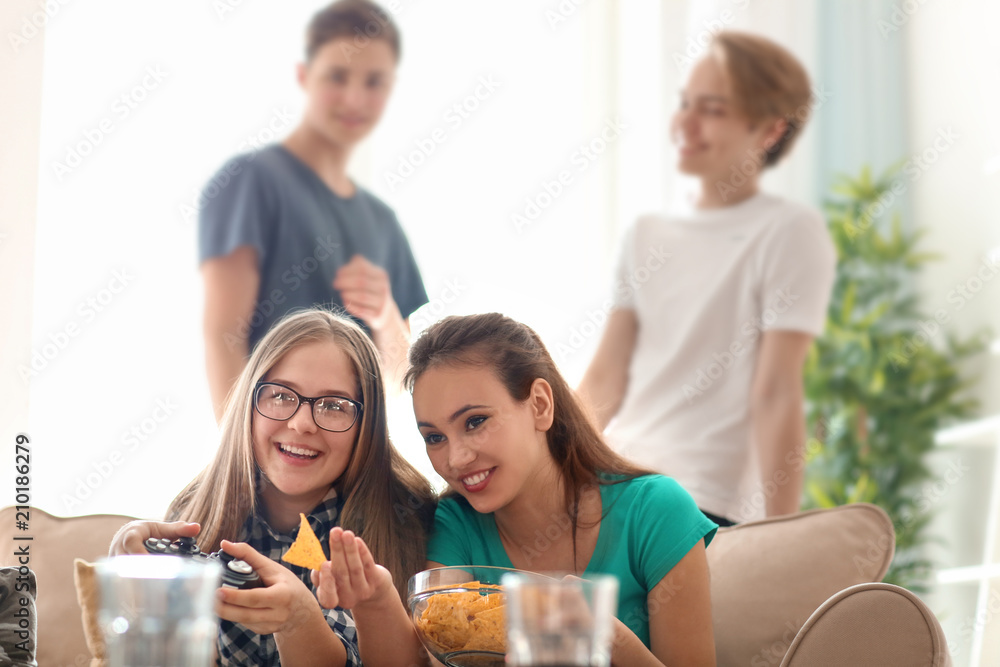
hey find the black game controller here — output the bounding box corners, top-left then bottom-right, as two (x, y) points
(143, 536), (264, 589)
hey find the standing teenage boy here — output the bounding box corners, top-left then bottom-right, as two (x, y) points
(580, 32), (836, 526)
(200, 0), (427, 419)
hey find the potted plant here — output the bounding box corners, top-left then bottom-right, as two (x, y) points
(803, 165), (988, 591)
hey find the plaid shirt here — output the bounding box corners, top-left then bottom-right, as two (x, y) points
(217, 489), (362, 666)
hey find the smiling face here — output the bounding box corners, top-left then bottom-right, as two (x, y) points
(297, 37), (396, 148)
(252, 339), (360, 517)
(412, 363), (556, 515)
(671, 55), (779, 183)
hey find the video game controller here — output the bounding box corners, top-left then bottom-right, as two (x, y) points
(143, 536), (264, 590)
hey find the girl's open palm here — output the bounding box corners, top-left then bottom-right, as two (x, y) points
(311, 527), (396, 610)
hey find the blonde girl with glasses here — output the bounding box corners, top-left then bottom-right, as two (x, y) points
(110, 309), (434, 666)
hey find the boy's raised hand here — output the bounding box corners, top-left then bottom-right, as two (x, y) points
(216, 539), (321, 636)
(311, 527), (395, 611)
(332, 254), (402, 332)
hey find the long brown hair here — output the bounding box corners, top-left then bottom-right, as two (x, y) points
(168, 309), (434, 599)
(404, 313), (650, 542)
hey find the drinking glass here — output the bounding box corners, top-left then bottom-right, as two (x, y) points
(97, 555), (221, 667)
(502, 572), (618, 667)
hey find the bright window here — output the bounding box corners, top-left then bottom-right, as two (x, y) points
(30, 1), (626, 518)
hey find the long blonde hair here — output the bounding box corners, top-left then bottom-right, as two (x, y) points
(168, 309), (435, 598)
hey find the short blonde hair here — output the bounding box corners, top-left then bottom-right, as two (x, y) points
(710, 31), (813, 166)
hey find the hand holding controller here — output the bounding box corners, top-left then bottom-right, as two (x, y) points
(144, 536), (264, 590)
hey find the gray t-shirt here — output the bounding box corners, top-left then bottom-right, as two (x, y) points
(198, 144), (428, 350)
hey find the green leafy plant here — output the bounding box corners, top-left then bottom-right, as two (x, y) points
(803, 164), (987, 591)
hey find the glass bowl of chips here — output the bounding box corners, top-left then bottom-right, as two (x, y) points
(408, 566), (517, 667)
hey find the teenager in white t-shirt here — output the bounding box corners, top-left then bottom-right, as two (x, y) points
(580, 32), (836, 525)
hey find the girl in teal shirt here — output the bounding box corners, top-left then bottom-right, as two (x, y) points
(404, 313), (718, 666)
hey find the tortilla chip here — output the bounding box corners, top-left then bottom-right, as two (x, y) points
(471, 605), (505, 648)
(461, 627), (505, 653)
(420, 591), (475, 648)
(416, 582), (507, 654)
(467, 591), (504, 615)
(281, 513), (326, 570)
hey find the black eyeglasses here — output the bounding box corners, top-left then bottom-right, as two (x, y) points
(253, 382), (363, 433)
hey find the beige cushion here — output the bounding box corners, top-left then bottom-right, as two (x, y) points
(707, 503), (895, 667)
(74, 559), (107, 667)
(0, 506), (135, 667)
(781, 583), (952, 667)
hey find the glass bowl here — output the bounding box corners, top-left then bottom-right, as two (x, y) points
(407, 565), (518, 667)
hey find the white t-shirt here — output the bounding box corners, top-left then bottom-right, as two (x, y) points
(606, 193), (836, 522)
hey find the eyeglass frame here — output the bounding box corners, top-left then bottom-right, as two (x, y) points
(252, 381), (364, 433)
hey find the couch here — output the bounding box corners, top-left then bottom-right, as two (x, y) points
(0, 507), (134, 667)
(0, 503), (951, 666)
(705, 503), (951, 666)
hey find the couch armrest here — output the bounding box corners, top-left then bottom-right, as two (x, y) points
(0, 507), (137, 667)
(780, 583), (952, 667)
(709, 503), (895, 665)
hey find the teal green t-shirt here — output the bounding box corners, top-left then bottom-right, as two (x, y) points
(426, 474), (717, 647)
